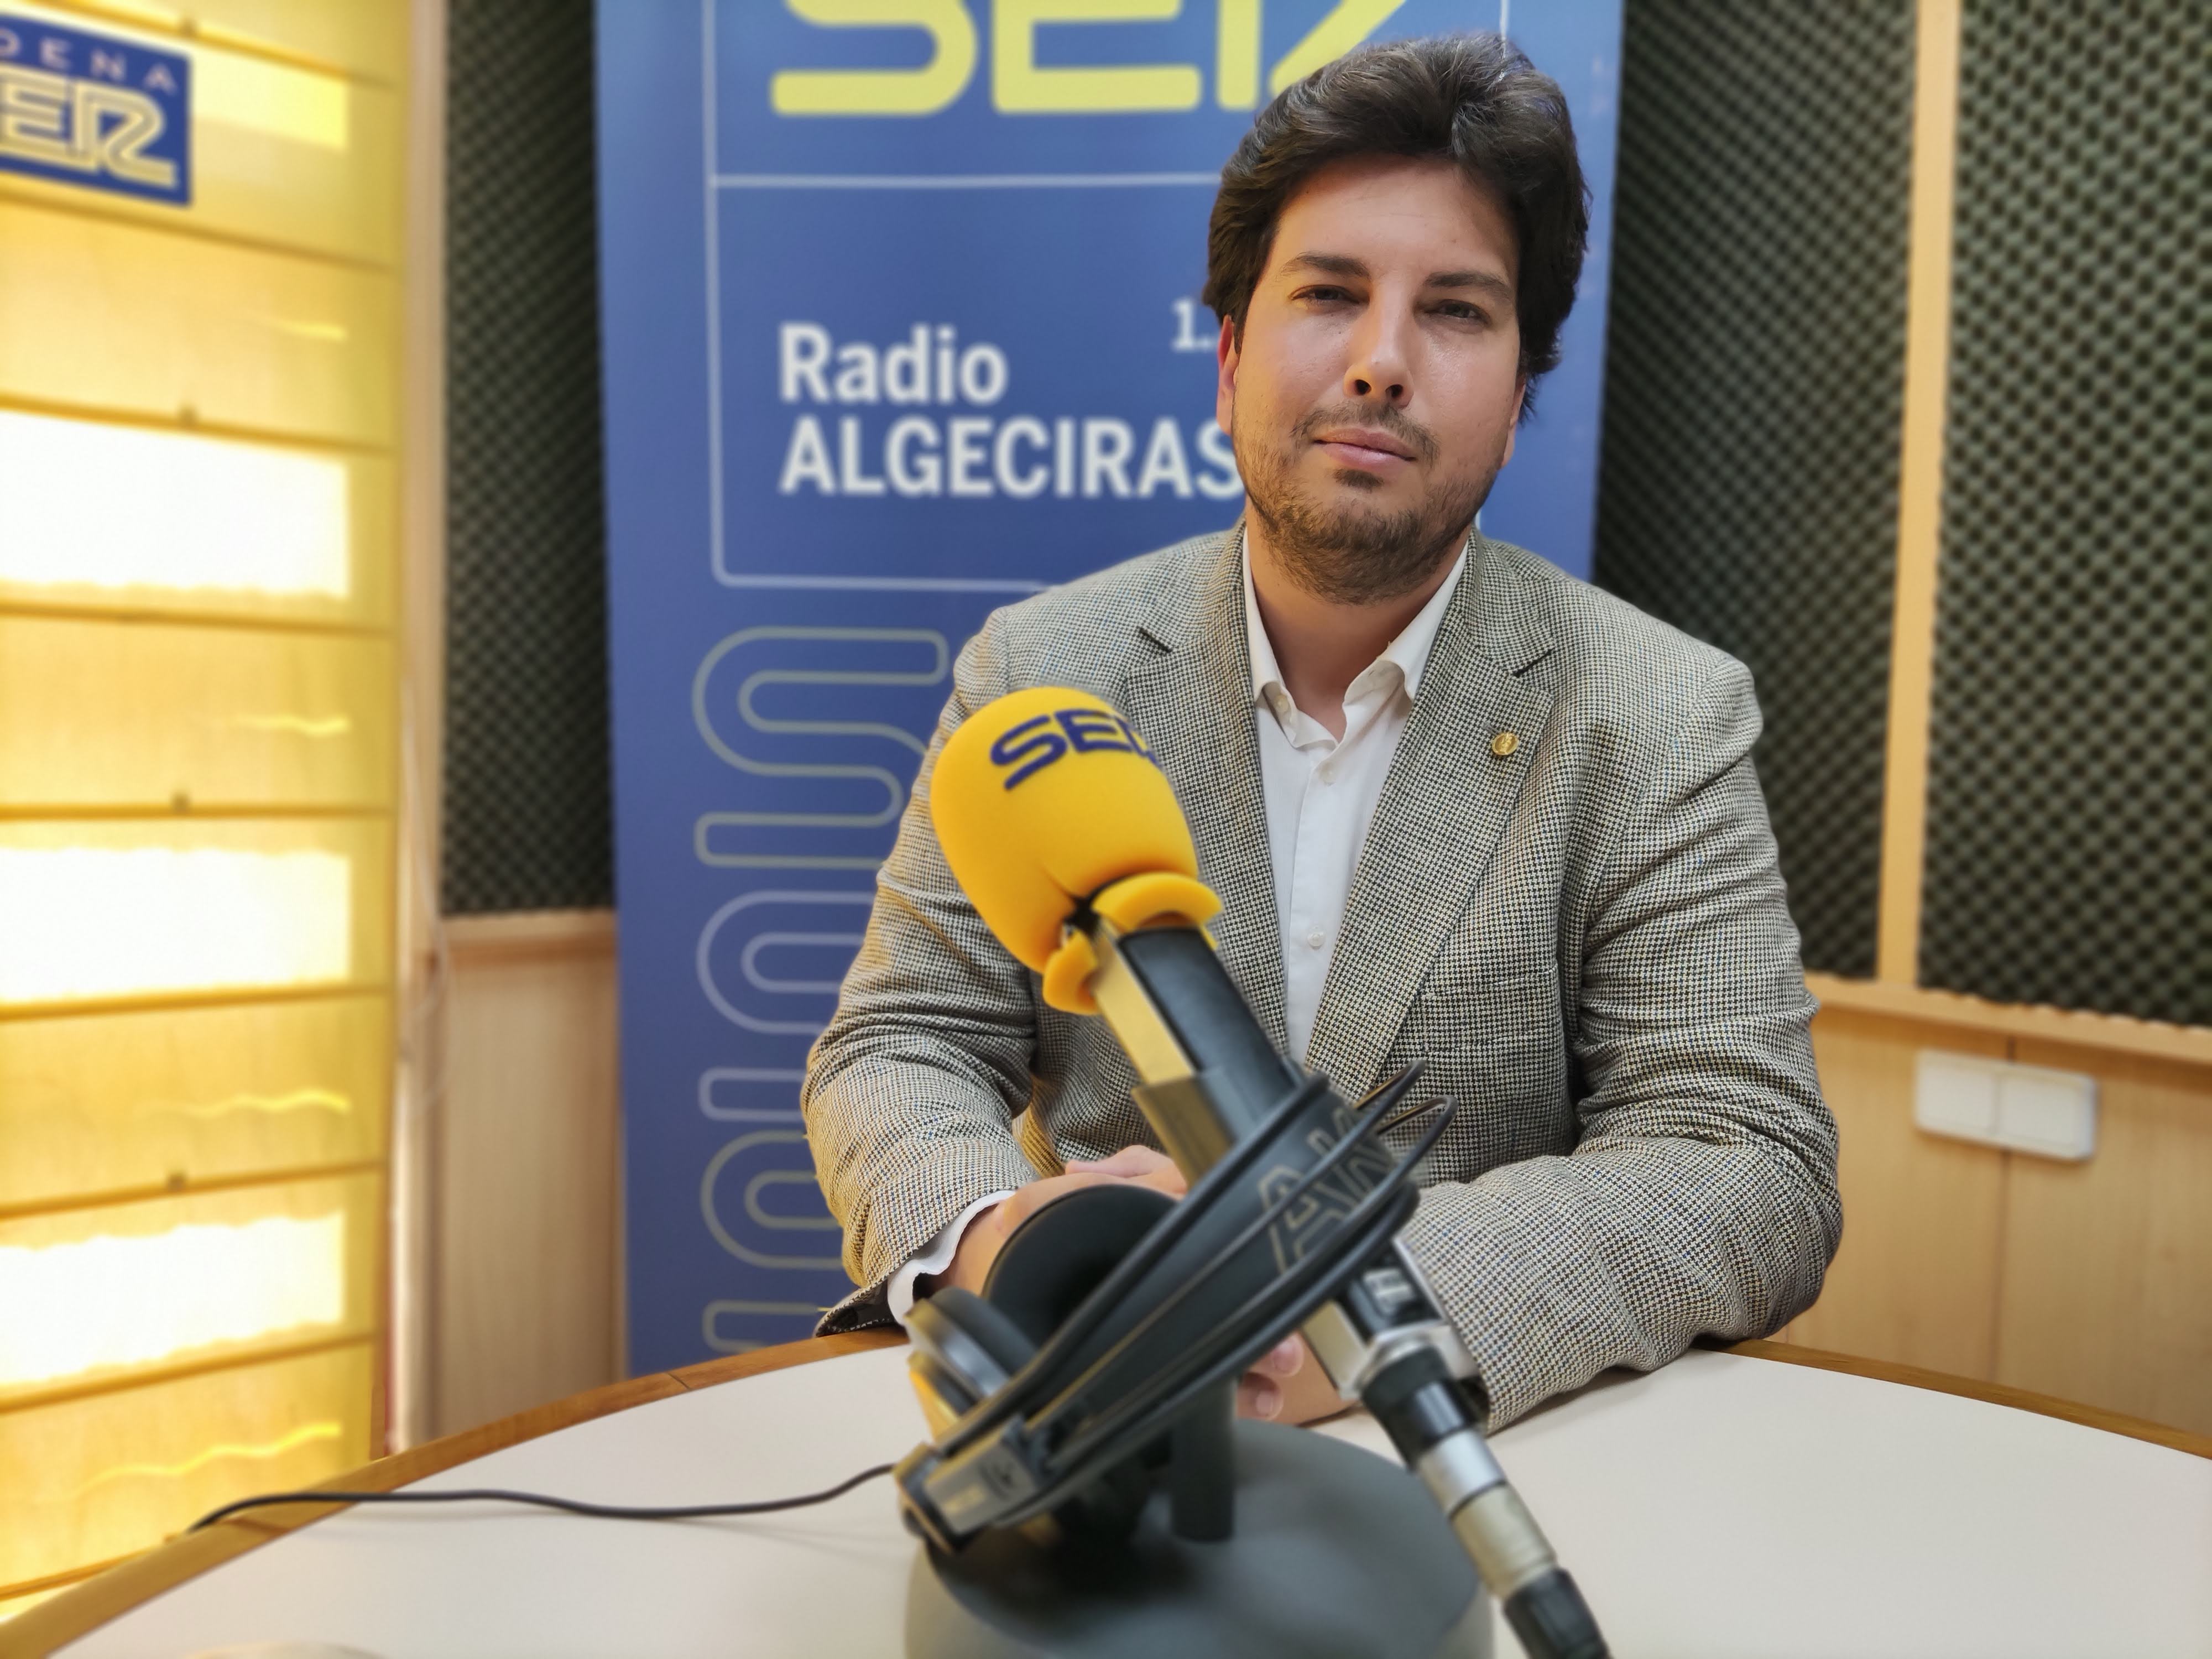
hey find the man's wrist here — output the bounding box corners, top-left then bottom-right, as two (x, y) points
(886, 1190), (1013, 1327)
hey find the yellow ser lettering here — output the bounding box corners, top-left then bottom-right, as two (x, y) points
(771, 0), (979, 117)
(1269, 0), (1406, 96)
(76, 83), (175, 187)
(769, 1), (1413, 121)
(0, 62), (88, 170)
(1214, 0), (1259, 108)
(993, 0), (1201, 114)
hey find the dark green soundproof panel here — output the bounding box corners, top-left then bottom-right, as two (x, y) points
(442, 0), (614, 915)
(1918, 0), (2209, 1027)
(1591, 1), (1918, 978)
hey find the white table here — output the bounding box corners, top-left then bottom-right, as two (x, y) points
(28, 1342), (2212, 1658)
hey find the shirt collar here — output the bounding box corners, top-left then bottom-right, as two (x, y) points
(1240, 528), (1469, 709)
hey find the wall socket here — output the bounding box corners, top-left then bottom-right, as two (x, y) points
(1913, 1050), (2098, 1160)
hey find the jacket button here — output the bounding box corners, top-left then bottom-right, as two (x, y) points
(1491, 731), (1519, 758)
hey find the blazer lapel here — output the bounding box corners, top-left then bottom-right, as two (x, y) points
(1305, 537), (1557, 1095)
(1120, 529), (1290, 1052)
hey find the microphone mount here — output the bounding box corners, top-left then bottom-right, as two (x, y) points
(898, 878), (1609, 1657)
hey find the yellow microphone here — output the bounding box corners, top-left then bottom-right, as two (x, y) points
(930, 687), (1220, 1015)
(920, 687), (1609, 1655)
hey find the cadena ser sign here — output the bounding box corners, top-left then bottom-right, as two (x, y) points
(598, 1), (1621, 1371)
(0, 13), (189, 204)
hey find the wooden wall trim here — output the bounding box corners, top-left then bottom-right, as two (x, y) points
(1809, 973), (2212, 1070)
(1874, 0), (1963, 987)
(390, 0), (452, 1458)
(430, 919), (624, 1437)
(444, 908), (618, 966)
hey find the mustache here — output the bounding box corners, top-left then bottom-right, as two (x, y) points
(1292, 404), (1437, 465)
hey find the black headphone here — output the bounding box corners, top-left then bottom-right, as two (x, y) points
(895, 1069), (1441, 1554)
(905, 1180), (1177, 1543)
(907, 1179), (1175, 1414)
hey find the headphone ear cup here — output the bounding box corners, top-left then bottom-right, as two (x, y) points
(927, 1286), (1038, 1376)
(906, 1286), (1040, 1439)
(984, 1181), (1176, 1346)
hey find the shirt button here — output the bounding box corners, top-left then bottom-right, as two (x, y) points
(1305, 930), (1327, 951)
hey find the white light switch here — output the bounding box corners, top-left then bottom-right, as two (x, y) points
(1914, 1050), (2096, 1161)
(1914, 1052), (1999, 1139)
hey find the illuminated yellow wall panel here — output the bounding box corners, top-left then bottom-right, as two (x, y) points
(0, 0), (410, 1606)
(0, 995), (390, 1212)
(0, 202), (398, 442)
(0, 442), (397, 630)
(0, 820), (393, 1011)
(0, 1171), (378, 1395)
(0, 616), (396, 809)
(0, 4), (401, 265)
(74, 0), (410, 83)
(0, 1343), (374, 1590)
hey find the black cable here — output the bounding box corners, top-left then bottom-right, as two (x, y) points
(187, 1460), (897, 1533)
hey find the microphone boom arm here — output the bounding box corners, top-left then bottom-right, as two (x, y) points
(1081, 908), (1609, 1659)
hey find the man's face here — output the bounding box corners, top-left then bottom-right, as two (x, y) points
(1217, 155), (1526, 603)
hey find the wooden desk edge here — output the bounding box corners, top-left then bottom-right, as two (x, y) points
(8, 1327), (2199, 1656)
(1713, 1339), (2212, 1459)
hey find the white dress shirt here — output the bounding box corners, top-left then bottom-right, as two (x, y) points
(885, 539), (1469, 1324)
(1245, 541), (1467, 1065)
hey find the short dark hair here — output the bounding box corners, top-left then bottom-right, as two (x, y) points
(1203, 34), (1589, 412)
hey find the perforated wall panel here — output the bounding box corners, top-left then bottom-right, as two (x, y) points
(1918, 0), (2208, 1026)
(1590, 1), (1916, 977)
(442, 0), (613, 915)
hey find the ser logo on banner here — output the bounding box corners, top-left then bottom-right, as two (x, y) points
(0, 14), (190, 204)
(770, 0), (1407, 116)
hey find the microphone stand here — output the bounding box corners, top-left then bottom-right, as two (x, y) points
(900, 902), (1609, 1659)
(1085, 914), (1608, 1659)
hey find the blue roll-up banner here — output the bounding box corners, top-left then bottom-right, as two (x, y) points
(598, 1), (1621, 1372)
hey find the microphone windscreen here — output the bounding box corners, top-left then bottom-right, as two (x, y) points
(931, 688), (1198, 972)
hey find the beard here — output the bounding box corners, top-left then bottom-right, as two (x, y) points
(1234, 400), (1503, 606)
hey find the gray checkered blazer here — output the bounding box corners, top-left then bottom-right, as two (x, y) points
(803, 525), (1841, 1428)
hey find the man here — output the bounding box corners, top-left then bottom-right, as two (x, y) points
(803, 35), (1840, 1431)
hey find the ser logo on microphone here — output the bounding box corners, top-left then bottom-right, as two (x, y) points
(988, 707), (1155, 789)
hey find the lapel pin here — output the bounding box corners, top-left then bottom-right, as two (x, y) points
(1490, 731), (1519, 758)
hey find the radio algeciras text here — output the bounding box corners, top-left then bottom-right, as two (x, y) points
(774, 322), (1240, 502)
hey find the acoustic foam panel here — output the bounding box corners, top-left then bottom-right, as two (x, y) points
(1918, 0), (2208, 1027)
(1590, 0), (1917, 979)
(442, 0), (614, 915)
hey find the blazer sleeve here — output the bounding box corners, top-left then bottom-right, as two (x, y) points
(801, 613), (1045, 1327)
(1397, 655), (1844, 1428)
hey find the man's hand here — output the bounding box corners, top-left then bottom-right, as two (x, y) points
(1237, 1333), (1345, 1424)
(922, 1145), (1187, 1298)
(921, 1145), (1347, 1426)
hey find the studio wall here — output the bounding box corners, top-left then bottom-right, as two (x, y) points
(1595, 0), (2205, 1035)
(1591, 0), (1914, 980)
(0, 0), (412, 1614)
(1591, 0), (2209, 1436)
(1917, 0), (2206, 1029)
(442, 0), (612, 918)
